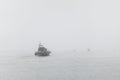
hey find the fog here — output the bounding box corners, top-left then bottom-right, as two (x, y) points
(0, 0), (120, 56)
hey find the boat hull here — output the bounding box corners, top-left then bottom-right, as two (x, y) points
(35, 51), (51, 56)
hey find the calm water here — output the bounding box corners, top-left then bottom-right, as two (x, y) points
(0, 51), (120, 80)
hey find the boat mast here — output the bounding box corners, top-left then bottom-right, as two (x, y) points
(39, 43), (43, 47)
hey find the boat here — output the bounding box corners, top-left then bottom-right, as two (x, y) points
(35, 43), (51, 56)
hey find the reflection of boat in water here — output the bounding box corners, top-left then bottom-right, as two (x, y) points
(35, 43), (51, 56)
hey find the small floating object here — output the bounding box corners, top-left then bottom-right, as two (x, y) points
(88, 48), (90, 52)
(35, 43), (51, 56)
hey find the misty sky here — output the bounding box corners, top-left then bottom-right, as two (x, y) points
(0, 0), (120, 52)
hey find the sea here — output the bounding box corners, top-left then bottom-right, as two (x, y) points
(0, 51), (120, 80)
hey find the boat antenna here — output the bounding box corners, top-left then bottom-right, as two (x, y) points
(39, 42), (43, 47)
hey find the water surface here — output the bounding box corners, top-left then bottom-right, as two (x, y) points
(0, 52), (120, 80)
